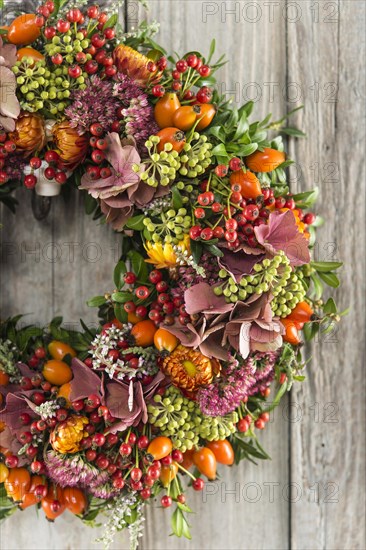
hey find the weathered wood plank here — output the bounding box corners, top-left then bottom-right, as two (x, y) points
(287, 1), (366, 549)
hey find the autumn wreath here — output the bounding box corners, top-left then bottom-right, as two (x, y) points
(0, 1), (345, 548)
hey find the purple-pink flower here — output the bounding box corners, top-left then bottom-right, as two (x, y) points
(255, 210), (310, 266)
(81, 132), (168, 230)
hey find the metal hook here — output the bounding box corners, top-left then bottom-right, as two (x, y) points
(31, 190), (52, 221)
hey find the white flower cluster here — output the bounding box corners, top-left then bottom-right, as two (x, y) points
(90, 326), (157, 381)
(98, 493), (145, 550)
(172, 245), (207, 278)
(35, 400), (60, 419)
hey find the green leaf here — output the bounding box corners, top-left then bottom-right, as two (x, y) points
(86, 295), (107, 308)
(113, 261), (127, 289)
(311, 273), (324, 300)
(280, 127), (306, 138)
(311, 261), (343, 272)
(114, 303), (128, 324)
(207, 38), (216, 64)
(127, 250), (148, 282)
(172, 187), (183, 210)
(232, 112), (249, 141)
(318, 272), (340, 288)
(190, 240), (203, 264)
(111, 291), (133, 303)
(323, 297), (337, 314)
(211, 143), (228, 157)
(292, 188), (319, 207)
(239, 143), (258, 157)
(125, 215), (145, 231)
(103, 14), (118, 30)
(171, 507), (192, 540)
(303, 322), (319, 341)
(205, 243), (224, 257)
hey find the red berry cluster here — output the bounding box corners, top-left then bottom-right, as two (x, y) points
(120, 270), (190, 327)
(190, 174), (316, 250)
(152, 52), (213, 103)
(0, 131), (17, 184)
(24, 150), (68, 189)
(40, 4), (118, 78)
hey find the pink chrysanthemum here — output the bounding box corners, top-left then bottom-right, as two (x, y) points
(65, 76), (120, 134)
(45, 450), (109, 488)
(197, 351), (279, 416)
(89, 482), (120, 499)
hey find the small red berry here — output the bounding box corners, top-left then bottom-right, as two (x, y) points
(186, 54), (198, 67)
(285, 198), (296, 210)
(152, 85), (165, 97)
(135, 286), (150, 299)
(243, 204), (259, 221)
(194, 207), (205, 219)
(193, 478), (205, 491)
(215, 164), (228, 177)
(229, 157), (242, 171)
(237, 418), (249, 432)
(254, 418), (265, 430)
(189, 225), (202, 240)
(140, 488), (151, 499)
(161, 495), (172, 507)
(119, 443), (132, 456)
(24, 174), (37, 189)
(304, 212), (316, 225)
(124, 271), (137, 284)
(201, 228), (214, 241)
(176, 59), (188, 73)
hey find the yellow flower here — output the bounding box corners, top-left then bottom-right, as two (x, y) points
(145, 235), (191, 269)
(113, 44), (162, 87)
(161, 345), (221, 392)
(50, 415), (88, 454)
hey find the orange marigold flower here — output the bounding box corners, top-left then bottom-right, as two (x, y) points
(50, 415), (88, 454)
(113, 44), (162, 87)
(9, 111), (46, 156)
(52, 120), (88, 168)
(161, 345), (221, 392)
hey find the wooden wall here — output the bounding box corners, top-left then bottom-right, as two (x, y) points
(1, 1), (365, 549)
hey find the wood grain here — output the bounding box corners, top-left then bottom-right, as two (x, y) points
(287, 1), (366, 549)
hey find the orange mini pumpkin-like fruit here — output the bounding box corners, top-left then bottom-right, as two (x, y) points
(245, 147), (286, 173)
(63, 487), (87, 515)
(154, 93), (181, 129)
(173, 105), (201, 131)
(159, 462), (179, 487)
(7, 14), (41, 45)
(196, 103), (216, 131)
(0, 371), (10, 386)
(153, 328), (179, 353)
(41, 485), (66, 522)
(281, 318), (302, 345)
(42, 360), (73, 386)
(4, 468), (31, 502)
(147, 436), (173, 460)
(48, 340), (76, 361)
(206, 439), (234, 465)
(130, 319), (157, 347)
(193, 447), (217, 480)
(229, 169), (262, 199)
(17, 47), (44, 65)
(156, 127), (186, 153)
